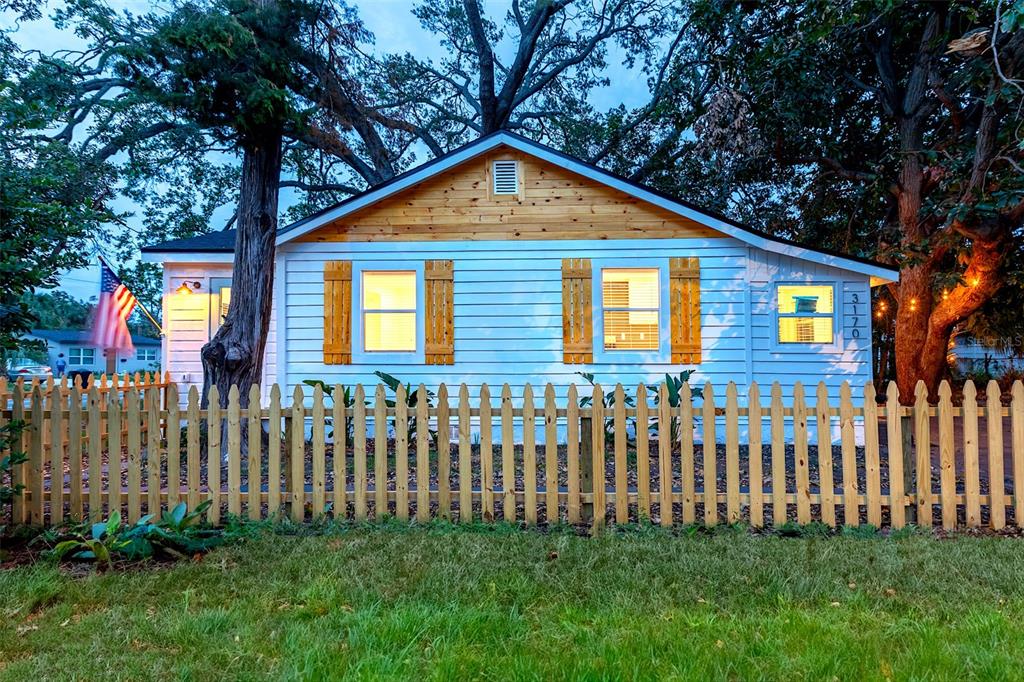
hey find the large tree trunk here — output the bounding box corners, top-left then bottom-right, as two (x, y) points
(201, 127), (283, 409)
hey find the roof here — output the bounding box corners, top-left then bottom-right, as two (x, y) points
(142, 131), (898, 281)
(29, 329), (161, 346)
(141, 230), (238, 253)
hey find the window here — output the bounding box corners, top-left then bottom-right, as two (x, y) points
(137, 348), (158, 362)
(69, 347), (95, 365)
(491, 160), (519, 195)
(601, 268), (660, 350)
(210, 277), (232, 334)
(777, 284), (834, 344)
(362, 271), (417, 352)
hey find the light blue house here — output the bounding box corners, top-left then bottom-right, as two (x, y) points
(143, 132), (898, 417)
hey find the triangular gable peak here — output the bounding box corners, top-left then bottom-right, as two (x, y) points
(293, 145), (724, 243)
(277, 131), (897, 282)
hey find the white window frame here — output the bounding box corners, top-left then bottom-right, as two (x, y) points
(69, 347), (95, 365)
(771, 280), (841, 353)
(351, 261), (425, 365)
(592, 258), (671, 364)
(209, 276), (232, 336)
(137, 348), (158, 362)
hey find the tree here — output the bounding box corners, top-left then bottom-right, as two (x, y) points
(369, 0), (696, 157)
(116, 0), (340, 405)
(0, 3), (108, 358)
(675, 0), (1024, 398)
(22, 292), (93, 330)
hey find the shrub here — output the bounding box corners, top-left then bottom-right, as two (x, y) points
(44, 501), (224, 568)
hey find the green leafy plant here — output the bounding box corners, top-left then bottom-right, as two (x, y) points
(575, 372), (636, 444)
(46, 501), (224, 567)
(302, 380), (364, 440)
(374, 371), (435, 443)
(51, 512), (127, 568)
(654, 370), (704, 406)
(648, 370), (703, 446)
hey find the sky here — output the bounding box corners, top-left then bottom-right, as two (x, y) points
(3, 1), (652, 303)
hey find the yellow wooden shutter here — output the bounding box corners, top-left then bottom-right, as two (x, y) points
(562, 258), (593, 364)
(323, 261), (352, 364)
(425, 260), (455, 365)
(670, 257), (701, 363)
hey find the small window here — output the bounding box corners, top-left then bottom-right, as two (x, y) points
(492, 160), (519, 195)
(69, 347), (95, 365)
(137, 348), (158, 362)
(363, 271), (417, 352)
(601, 268), (659, 350)
(778, 284), (834, 343)
(210, 277), (232, 334)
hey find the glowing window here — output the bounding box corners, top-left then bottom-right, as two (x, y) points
(363, 271), (417, 352)
(778, 284), (834, 343)
(601, 268), (659, 350)
(210, 277), (232, 334)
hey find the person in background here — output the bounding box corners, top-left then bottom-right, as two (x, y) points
(54, 353), (67, 378)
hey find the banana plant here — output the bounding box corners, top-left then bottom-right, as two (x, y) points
(302, 380), (365, 440)
(373, 371), (436, 443)
(576, 372), (636, 444)
(648, 370), (703, 444)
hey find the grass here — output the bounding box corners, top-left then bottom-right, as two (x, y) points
(2, 522), (1024, 680)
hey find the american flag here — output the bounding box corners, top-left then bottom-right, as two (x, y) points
(91, 260), (137, 352)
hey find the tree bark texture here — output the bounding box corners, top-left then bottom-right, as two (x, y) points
(201, 127), (283, 409)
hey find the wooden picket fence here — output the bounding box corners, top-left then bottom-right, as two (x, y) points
(2, 376), (1023, 531)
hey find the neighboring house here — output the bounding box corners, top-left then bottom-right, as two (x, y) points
(26, 329), (161, 376)
(142, 132), (898, 411)
(948, 332), (1023, 377)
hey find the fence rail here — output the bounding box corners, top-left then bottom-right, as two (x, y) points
(2, 377), (1023, 531)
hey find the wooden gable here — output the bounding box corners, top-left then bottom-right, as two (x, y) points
(296, 147), (726, 243)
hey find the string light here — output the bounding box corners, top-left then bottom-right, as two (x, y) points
(909, 297), (918, 312)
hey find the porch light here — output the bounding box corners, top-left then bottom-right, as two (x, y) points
(176, 281), (201, 295)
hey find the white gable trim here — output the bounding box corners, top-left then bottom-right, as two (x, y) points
(267, 132), (897, 283)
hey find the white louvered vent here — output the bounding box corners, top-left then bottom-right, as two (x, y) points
(492, 160), (520, 195)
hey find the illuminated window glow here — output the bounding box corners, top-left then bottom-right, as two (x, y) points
(210, 277), (232, 335)
(777, 284), (834, 343)
(602, 268), (659, 350)
(363, 271), (417, 352)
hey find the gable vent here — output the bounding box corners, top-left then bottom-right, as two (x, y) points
(492, 160), (520, 195)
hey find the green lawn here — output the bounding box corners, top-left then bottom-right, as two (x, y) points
(2, 524), (1024, 680)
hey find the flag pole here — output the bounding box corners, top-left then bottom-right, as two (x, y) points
(95, 252), (164, 336)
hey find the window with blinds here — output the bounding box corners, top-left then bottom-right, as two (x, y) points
(601, 268), (659, 350)
(363, 271), (417, 352)
(492, 160), (520, 195)
(777, 284), (834, 343)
